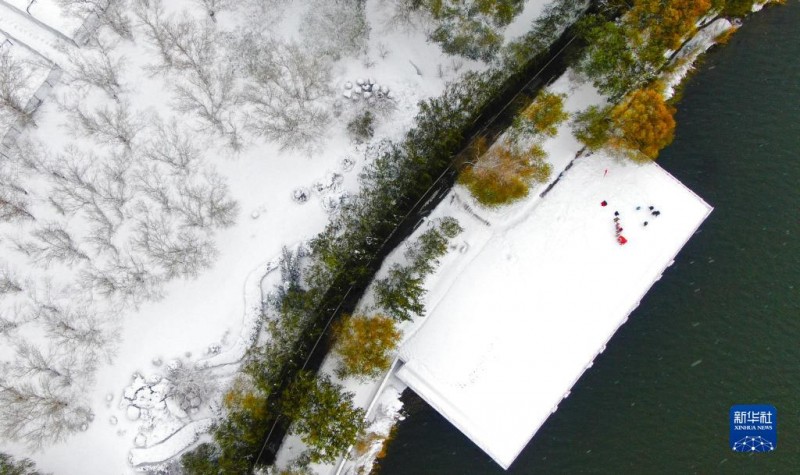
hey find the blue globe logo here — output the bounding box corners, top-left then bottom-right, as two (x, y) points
(732, 435), (775, 452)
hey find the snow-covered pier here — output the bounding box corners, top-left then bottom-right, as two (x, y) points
(395, 153), (712, 469)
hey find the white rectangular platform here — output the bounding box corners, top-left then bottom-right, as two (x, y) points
(396, 153), (712, 469)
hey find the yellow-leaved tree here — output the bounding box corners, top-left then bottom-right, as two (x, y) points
(334, 314), (400, 380)
(607, 87), (676, 161)
(460, 138), (551, 206)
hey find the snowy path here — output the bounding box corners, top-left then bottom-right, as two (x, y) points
(3, 0), (83, 39)
(128, 418), (214, 467)
(0, 0), (73, 65)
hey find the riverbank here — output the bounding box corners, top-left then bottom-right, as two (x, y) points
(378, 1), (797, 473)
(303, 4), (783, 473)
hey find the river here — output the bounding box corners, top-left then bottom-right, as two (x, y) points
(378, 2), (800, 473)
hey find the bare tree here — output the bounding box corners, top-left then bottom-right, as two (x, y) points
(10, 342), (88, 389)
(0, 183), (35, 222)
(132, 212), (217, 279)
(382, 0), (428, 32)
(64, 100), (144, 150)
(79, 252), (163, 306)
(239, 35), (332, 151)
(0, 136), (46, 172)
(63, 37), (126, 100)
(23, 222), (91, 267)
(172, 61), (242, 148)
(0, 266), (23, 295)
(300, 0), (369, 59)
(134, 1), (216, 75)
(141, 118), (201, 174)
(30, 298), (116, 366)
(46, 147), (127, 239)
(175, 171), (238, 229)
(0, 49), (37, 128)
(0, 304), (33, 336)
(58, 0), (133, 40)
(192, 0), (235, 21)
(0, 377), (92, 449)
(133, 163), (175, 213)
(132, 4), (243, 147)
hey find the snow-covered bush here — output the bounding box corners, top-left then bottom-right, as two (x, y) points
(346, 110), (375, 143)
(165, 361), (217, 414)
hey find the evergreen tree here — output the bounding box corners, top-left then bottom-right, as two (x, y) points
(0, 453), (47, 475)
(280, 372), (365, 465)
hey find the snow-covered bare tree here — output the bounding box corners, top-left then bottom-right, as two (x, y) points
(192, 0), (235, 21)
(0, 49), (37, 128)
(10, 341), (88, 389)
(0, 303), (33, 337)
(0, 136), (46, 172)
(239, 35), (332, 151)
(175, 171), (238, 229)
(172, 61), (242, 149)
(45, 146), (134, 245)
(63, 37), (126, 100)
(133, 163), (174, 212)
(26, 290), (117, 366)
(58, 0), (133, 40)
(141, 118), (200, 174)
(0, 266), (23, 295)
(20, 222), (91, 268)
(132, 211), (217, 279)
(300, 0), (369, 59)
(79, 252), (163, 306)
(133, 3), (243, 147)
(134, 1), (216, 75)
(0, 180), (34, 222)
(0, 376), (92, 449)
(64, 100), (144, 150)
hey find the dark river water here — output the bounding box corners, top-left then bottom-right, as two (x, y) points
(379, 3), (800, 474)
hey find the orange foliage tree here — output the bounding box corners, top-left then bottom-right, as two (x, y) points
(460, 138), (551, 206)
(607, 88), (676, 161)
(334, 314), (401, 380)
(628, 0), (712, 54)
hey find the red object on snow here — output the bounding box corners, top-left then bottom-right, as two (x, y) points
(601, 200), (608, 207)
(617, 235), (628, 245)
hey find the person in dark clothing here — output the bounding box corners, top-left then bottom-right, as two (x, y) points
(643, 221), (649, 226)
(614, 211), (619, 216)
(652, 210), (661, 217)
